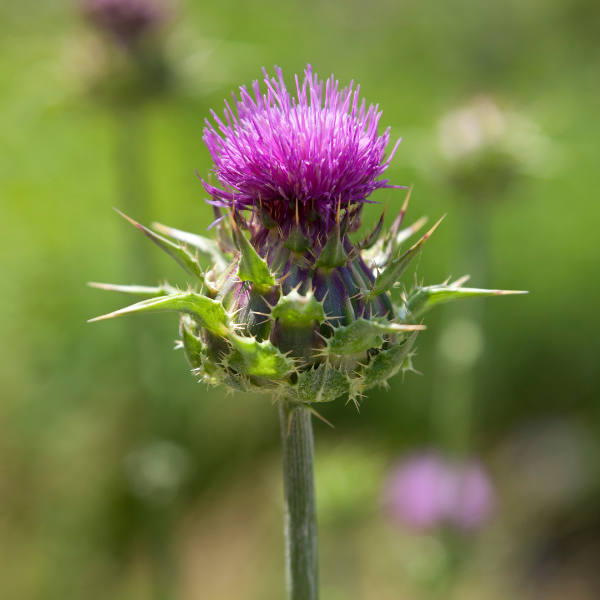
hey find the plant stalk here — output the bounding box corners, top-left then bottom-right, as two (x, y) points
(279, 400), (319, 600)
(113, 103), (176, 600)
(431, 202), (491, 454)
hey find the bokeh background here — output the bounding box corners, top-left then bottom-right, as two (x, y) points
(1, 0), (599, 598)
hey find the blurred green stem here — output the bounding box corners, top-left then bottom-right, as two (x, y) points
(114, 103), (154, 283)
(279, 401), (319, 600)
(113, 103), (175, 600)
(431, 202), (491, 454)
(112, 102), (167, 397)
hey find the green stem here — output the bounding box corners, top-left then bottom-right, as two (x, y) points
(112, 104), (175, 600)
(279, 401), (319, 600)
(113, 103), (154, 283)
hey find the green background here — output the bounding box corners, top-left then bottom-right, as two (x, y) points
(1, 0), (599, 598)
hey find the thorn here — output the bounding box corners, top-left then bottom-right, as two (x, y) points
(452, 274), (470, 287)
(383, 196), (390, 217)
(422, 214), (446, 242)
(395, 215), (430, 247)
(304, 404), (335, 428)
(262, 297), (276, 310)
(496, 289), (529, 295)
(390, 184), (413, 238)
(87, 312), (117, 323)
(325, 315), (344, 322)
(278, 270), (293, 284)
(315, 331), (329, 342)
(113, 207), (141, 229)
(401, 184), (413, 215)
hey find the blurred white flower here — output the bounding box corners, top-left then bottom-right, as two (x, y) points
(436, 96), (558, 192)
(438, 97), (506, 160)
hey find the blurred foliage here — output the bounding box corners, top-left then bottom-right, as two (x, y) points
(0, 0), (599, 598)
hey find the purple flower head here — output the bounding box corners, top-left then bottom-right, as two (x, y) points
(202, 65), (403, 229)
(81, 0), (168, 46)
(383, 451), (496, 534)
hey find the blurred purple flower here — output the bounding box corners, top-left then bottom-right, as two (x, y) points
(384, 452), (454, 529)
(202, 65), (404, 225)
(80, 0), (168, 45)
(453, 459), (496, 531)
(383, 451), (496, 533)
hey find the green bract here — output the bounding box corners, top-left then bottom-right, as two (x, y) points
(89, 192), (525, 407)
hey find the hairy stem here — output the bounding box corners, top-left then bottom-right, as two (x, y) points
(279, 400), (319, 600)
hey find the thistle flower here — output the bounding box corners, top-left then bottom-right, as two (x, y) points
(202, 66), (401, 224)
(89, 65), (523, 406)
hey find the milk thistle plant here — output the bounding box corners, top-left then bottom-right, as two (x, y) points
(90, 65), (523, 599)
